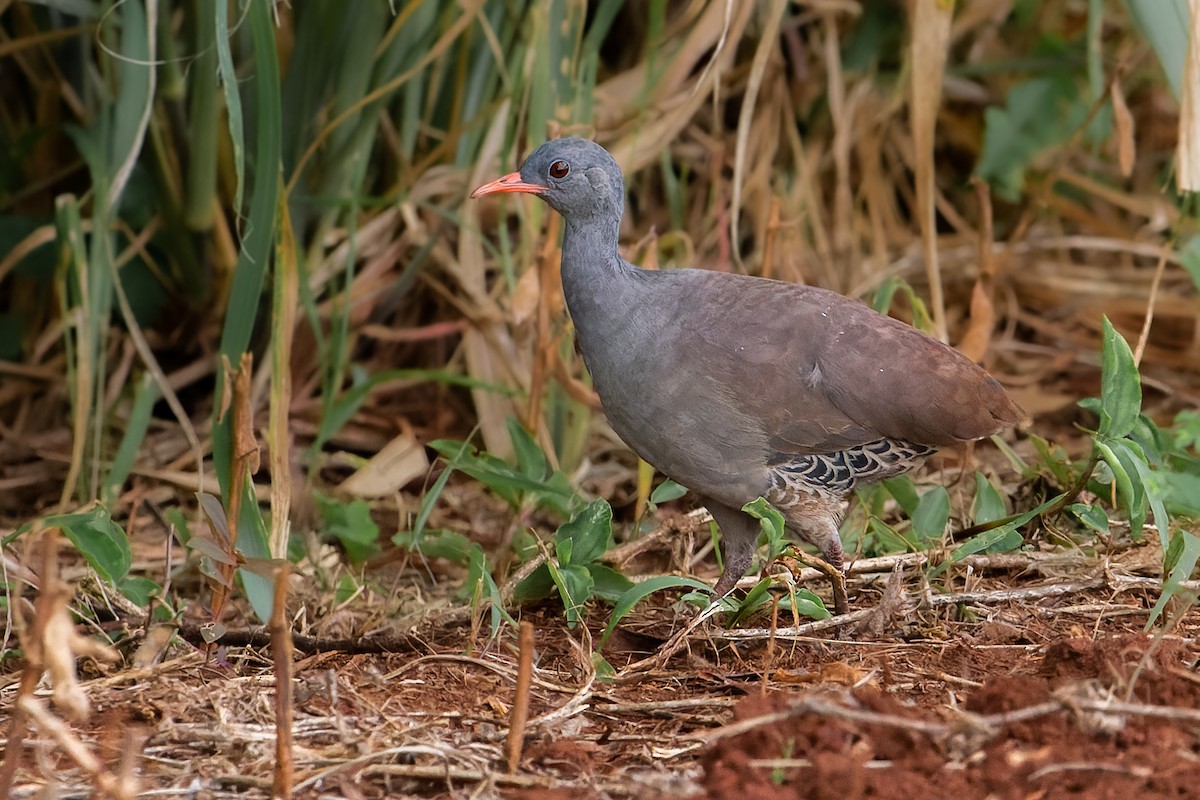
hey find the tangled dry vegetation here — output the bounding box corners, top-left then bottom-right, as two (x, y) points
(1, 1), (1199, 797)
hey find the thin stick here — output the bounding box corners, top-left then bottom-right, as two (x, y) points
(270, 563), (295, 799)
(506, 620), (535, 773)
(1132, 248), (1169, 367)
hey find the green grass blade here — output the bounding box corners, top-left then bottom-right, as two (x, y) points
(103, 372), (159, 503)
(214, 0), (246, 216)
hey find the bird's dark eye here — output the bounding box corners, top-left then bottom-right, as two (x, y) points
(549, 160), (570, 179)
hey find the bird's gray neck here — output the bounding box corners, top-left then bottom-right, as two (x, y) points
(560, 215), (630, 319)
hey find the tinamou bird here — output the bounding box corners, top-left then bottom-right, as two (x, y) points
(472, 138), (1023, 613)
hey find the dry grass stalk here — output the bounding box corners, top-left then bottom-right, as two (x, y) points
(909, 0), (955, 343)
(1178, 0), (1200, 190)
(0, 530), (120, 796)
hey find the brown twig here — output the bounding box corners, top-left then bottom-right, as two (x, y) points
(506, 620), (534, 773)
(270, 563), (294, 799)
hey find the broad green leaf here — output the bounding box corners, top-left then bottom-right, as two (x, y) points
(1124, 449), (1171, 550)
(868, 517), (914, 554)
(1147, 531), (1200, 626)
(600, 574), (711, 646)
(1069, 503), (1110, 534)
(1125, 0), (1189, 99)
(588, 564), (636, 603)
(1162, 471), (1200, 518)
(976, 74), (1091, 200)
(1098, 317), (1141, 439)
(235, 483), (275, 623)
(650, 479), (688, 505)
(911, 487), (951, 543)
(972, 473), (1007, 525)
(742, 497), (786, 547)
(1098, 438), (1148, 538)
(513, 563), (555, 602)
(786, 587), (831, 621)
(49, 508), (131, 585)
(118, 576), (160, 606)
(556, 498), (613, 566)
(882, 476), (920, 516)
(508, 417), (549, 480)
(316, 493), (380, 563)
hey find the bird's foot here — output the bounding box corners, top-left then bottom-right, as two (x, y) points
(776, 549), (849, 616)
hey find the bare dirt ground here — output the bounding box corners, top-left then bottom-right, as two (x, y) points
(3, 516), (1198, 799)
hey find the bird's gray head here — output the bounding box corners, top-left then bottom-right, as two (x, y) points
(470, 137), (624, 223)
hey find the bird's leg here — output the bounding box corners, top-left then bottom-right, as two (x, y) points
(700, 499), (760, 597)
(777, 500), (850, 616)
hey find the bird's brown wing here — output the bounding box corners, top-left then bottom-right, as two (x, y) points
(676, 272), (1021, 454)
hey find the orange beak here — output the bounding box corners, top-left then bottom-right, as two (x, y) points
(469, 171), (547, 199)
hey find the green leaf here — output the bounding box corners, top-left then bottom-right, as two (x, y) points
(103, 372), (159, 503)
(911, 487), (950, 543)
(513, 563), (555, 602)
(649, 479), (688, 505)
(742, 497), (787, 552)
(1147, 531), (1200, 626)
(729, 578), (775, 626)
(555, 499), (613, 567)
(465, 544), (516, 631)
(946, 492), (1067, 566)
(316, 493), (380, 563)
(1125, 0), (1189, 99)
(393, 528), (475, 564)
(1161, 470), (1200, 519)
(1069, 503), (1110, 534)
(1098, 317), (1141, 439)
(1029, 434), (1077, 486)
(548, 562), (594, 628)
(118, 576), (160, 606)
(1123, 448), (1171, 550)
(508, 417), (549, 480)
(951, 527), (1024, 561)
(1178, 236), (1200, 295)
(976, 74), (1090, 200)
(49, 507), (131, 585)
(882, 476), (920, 516)
(972, 473), (1007, 525)
(430, 438), (577, 514)
(786, 587), (831, 621)
(1098, 438), (1147, 538)
(600, 575), (711, 646)
(235, 483), (275, 623)
(335, 574), (360, 605)
(868, 516), (914, 554)
(592, 652), (617, 682)
(588, 564), (636, 603)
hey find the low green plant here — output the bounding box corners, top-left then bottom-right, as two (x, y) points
(428, 418), (582, 519)
(1073, 319), (1200, 623)
(6, 506), (159, 607)
(513, 498), (633, 628)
